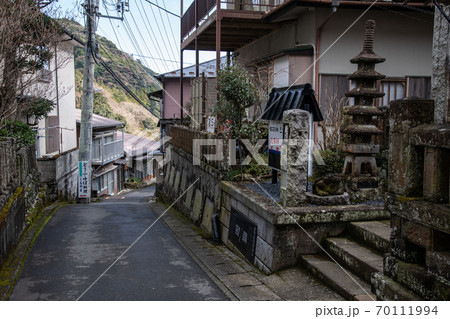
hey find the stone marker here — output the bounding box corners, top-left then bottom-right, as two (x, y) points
(192, 189), (203, 223)
(280, 109), (310, 207)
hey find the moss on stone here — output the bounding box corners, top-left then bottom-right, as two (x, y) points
(0, 187), (24, 222)
(397, 195), (424, 203)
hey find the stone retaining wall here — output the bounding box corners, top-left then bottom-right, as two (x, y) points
(37, 148), (79, 201)
(220, 181), (388, 274)
(157, 144), (222, 237)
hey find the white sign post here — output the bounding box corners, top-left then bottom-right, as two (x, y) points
(78, 161), (90, 199)
(268, 120), (283, 171)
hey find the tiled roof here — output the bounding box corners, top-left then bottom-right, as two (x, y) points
(75, 109), (125, 129)
(123, 132), (159, 157)
(262, 83), (323, 122)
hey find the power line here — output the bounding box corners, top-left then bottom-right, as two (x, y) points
(136, 0), (171, 71)
(154, 0), (179, 63)
(147, 1), (178, 69)
(160, 0), (180, 60)
(129, 8), (175, 71)
(143, 0), (180, 18)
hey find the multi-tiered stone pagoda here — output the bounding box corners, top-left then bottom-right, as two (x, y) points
(342, 20), (385, 200)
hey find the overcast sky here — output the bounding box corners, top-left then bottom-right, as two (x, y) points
(50, 0), (216, 74)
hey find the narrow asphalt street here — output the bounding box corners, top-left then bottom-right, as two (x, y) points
(8, 186), (227, 301)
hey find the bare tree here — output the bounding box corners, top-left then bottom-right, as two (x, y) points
(0, 0), (65, 126)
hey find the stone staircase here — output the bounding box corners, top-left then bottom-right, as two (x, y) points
(300, 220), (391, 301)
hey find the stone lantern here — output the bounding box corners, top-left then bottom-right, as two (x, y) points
(342, 20), (385, 201)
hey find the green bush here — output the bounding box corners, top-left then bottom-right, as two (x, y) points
(313, 149), (345, 179)
(0, 120), (36, 150)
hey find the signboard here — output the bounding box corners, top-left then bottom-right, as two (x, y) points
(206, 116), (216, 133)
(268, 120), (283, 171)
(78, 161), (90, 198)
(228, 208), (257, 264)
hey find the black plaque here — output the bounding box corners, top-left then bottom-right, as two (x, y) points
(228, 208), (257, 263)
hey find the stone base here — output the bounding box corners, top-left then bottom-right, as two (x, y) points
(346, 176), (381, 203)
(306, 192), (350, 206)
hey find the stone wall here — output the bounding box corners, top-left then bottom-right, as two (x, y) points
(220, 181), (388, 274)
(0, 138), (18, 209)
(0, 138), (39, 266)
(372, 98), (450, 300)
(157, 142), (223, 237)
(37, 148), (79, 201)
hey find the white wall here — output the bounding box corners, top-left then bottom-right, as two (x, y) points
(273, 55), (289, 87)
(237, 7), (433, 82)
(318, 8), (433, 77)
(36, 41), (77, 157)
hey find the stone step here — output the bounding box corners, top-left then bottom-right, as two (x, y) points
(348, 220), (390, 254)
(393, 259), (450, 300)
(300, 254), (376, 301)
(324, 237), (384, 283)
(371, 272), (422, 301)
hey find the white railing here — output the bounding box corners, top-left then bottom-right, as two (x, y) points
(92, 131), (124, 165)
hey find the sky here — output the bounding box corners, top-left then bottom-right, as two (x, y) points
(48, 0), (217, 75)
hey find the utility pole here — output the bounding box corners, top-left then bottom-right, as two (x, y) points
(78, 1), (128, 203)
(78, 0), (98, 203)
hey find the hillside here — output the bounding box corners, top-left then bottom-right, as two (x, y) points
(66, 19), (160, 137)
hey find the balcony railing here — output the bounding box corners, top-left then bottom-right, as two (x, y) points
(92, 132), (124, 166)
(181, 0), (286, 40)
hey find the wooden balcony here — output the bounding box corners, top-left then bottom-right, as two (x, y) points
(181, 0), (286, 51)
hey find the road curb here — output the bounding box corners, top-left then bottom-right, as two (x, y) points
(147, 198), (282, 301)
(0, 202), (65, 300)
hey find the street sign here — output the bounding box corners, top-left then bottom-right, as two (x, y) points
(268, 120), (282, 171)
(207, 116), (216, 133)
(78, 161), (90, 198)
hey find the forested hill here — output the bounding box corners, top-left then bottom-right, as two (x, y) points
(64, 19), (160, 136)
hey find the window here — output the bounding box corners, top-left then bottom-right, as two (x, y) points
(378, 80), (405, 106)
(348, 78), (406, 107)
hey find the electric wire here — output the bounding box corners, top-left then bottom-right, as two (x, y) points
(155, 0), (180, 62)
(147, 0), (179, 69)
(137, 0), (171, 71)
(143, 0), (180, 18)
(129, 7), (169, 71)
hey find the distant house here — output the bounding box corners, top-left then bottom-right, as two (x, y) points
(75, 109), (125, 197)
(32, 36), (82, 201)
(123, 132), (160, 182)
(150, 57), (227, 145)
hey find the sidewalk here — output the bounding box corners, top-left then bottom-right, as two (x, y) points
(148, 198), (344, 301)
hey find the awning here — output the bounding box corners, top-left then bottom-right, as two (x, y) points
(92, 163), (118, 178)
(261, 83), (323, 122)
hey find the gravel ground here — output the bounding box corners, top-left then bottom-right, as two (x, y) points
(245, 180), (281, 202)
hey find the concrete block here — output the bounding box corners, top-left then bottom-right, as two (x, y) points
(235, 200), (249, 217)
(254, 256), (272, 275)
(221, 193), (231, 211)
(426, 250), (450, 281)
(164, 164), (171, 182)
(220, 224), (229, 245)
(254, 237), (274, 271)
(169, 166), (176, 187)
(220, 206), (231, 229)
(191, 189), (203, 223)
(402, 220), (432, 249)
(201, 197), (215, 237)
(174, 170), (181, 192)
(423, 147), (450, 203)
(180, 170), (187, 192)
(184, 185), (194, 208)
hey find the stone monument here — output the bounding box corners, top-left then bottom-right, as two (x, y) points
(342, 20), (385, 202)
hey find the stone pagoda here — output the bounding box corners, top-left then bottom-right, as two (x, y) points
(342, 20), (385, 201)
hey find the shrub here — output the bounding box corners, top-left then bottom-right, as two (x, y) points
(0, 120), (36, 150)
(313, 149), (344, 179)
